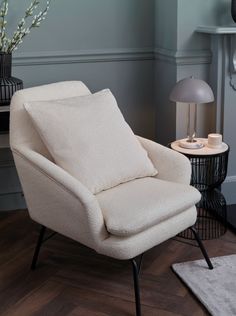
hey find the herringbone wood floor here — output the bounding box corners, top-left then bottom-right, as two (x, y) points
(0, 210), (236, 316)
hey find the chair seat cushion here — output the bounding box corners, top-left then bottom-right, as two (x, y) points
(24, 89), (157, 194)
(96, 177), (201, 237)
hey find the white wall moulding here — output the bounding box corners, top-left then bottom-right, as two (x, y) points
(0, 193), (26, 211)
(196, 26), (236, 130)
(13, 49), (155, 67)
(196, 26), (236, 91)
(230, 35), (236, 90)
(12, 48), (212, 67)
(225, 175), (236, 183)
(0, 106), (10, 113)
(154, 48), (212, 65)
(196, 26), (236, 34)
(197, 25), (236, 203)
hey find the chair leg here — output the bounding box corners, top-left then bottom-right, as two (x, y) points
(190, 226), (213, 270)
(31, 225), (46, 270)
(131, 258), (142, 316)
(137, 253), (144, 276)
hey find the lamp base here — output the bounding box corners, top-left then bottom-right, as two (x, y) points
(179, 138), (204, 149)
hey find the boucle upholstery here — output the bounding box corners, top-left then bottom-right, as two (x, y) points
(23, 89), (157, 194)
(97, 206), (197, 260)
(10, 81), (200, 260)
(13, 147), (108, 249)
(138, 136), (192, 184)
(97, 177), (200, 237)
(10, 81), (91, 157)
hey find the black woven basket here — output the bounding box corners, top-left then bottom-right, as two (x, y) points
(0, 53), (23, 132)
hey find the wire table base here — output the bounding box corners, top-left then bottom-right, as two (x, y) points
(179, 189), (227, 240)
(176, 146), (229, 240)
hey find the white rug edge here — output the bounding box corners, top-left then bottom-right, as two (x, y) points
(172, 254), (236, 316)
(172, 262), (214, 315)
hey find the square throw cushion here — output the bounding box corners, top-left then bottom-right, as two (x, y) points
(24, 89), (157, 194)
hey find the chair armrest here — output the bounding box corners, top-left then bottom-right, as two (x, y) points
(137, 136), (191, 184)
(12, 147), (108, 249)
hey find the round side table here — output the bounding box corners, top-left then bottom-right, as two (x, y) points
(170, 138), (229, 240)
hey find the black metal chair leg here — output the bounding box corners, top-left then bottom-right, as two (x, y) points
(137, 254), (144, 276)
(131, 258), (142, 316)
(31, 225), (46, 270)
(190, 226), (213, 270)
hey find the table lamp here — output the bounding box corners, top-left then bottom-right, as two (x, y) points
(170, 77), (214, 149)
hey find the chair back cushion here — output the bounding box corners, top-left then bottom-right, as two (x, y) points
(24, 89), (157, 193)
(10, 81), (91, 158)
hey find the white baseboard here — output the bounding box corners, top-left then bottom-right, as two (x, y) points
(224, 175), (236, 183)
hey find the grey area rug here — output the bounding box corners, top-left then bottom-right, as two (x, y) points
(172, 255), (236, 316)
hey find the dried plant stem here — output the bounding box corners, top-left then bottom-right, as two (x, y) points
(0, 0), (8, 51)
(0, 0), (52, 53)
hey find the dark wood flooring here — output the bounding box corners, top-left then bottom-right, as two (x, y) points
(0, 210), (236, 316)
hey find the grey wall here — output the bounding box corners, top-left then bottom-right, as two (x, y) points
(1, 0), (157, 210)
(2, 0), (236, 209)
(12, 0), (156, 139)
(155, 0), (229, 145)
(155, 0), (236, 204)
(12, 0), (155, 53)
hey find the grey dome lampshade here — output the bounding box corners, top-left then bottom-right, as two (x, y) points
(169, 77), (214, 150)
(170, 77), (214, 104)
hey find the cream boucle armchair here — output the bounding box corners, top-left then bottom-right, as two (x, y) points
(10, 81), (213, 316)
